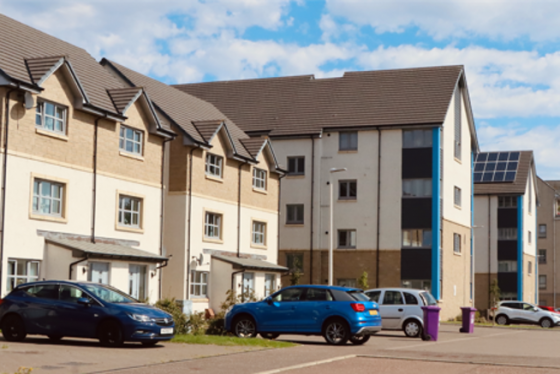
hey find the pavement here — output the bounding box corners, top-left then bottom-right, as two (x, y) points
(2, 324), (560, 374)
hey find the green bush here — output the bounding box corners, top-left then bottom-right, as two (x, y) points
(186, 312), (208, 335)
(155, 298), (188, 335)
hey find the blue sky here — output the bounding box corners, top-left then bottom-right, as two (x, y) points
(3, 0), (560, 178)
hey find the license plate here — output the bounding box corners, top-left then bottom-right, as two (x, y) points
(160, 328), (174, 335)
(369, 310), (378, 316)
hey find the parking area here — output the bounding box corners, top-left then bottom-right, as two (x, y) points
(2, 324), (560, 374)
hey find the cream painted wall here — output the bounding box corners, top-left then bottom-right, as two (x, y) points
(524, 169), (537, 256)
(474, 195), (499, 274)
(442, 87), (473, 228)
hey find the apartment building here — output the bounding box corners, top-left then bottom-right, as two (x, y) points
(176, 66), (478, 319)
(473, 151), (538, 311)
(101, 60), (286, 314)
(0, 15), (174, 299)
(536, 178), (560, 308)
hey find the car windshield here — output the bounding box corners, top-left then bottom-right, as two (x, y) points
(82, 284), (136, 304)
(347, 290), (370, 302)
(420, 291), (438, 306)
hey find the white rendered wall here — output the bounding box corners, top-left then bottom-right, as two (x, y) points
(524, 169), (537, 256)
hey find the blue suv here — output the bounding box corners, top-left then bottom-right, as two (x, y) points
(0, 280), (175, 347)
(225, 285), (381, 345)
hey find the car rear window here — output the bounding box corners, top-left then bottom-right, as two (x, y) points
(419, 291), (438, 306)
(20, 284), (59, 300)
(365, 290), (381, 302)
(347, 290), (370, 302)
(404, 292), (418, 305)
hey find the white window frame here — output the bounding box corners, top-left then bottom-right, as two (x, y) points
(454, 186), (462, 207)
(264, 274), (276, 297)
(205, 212), (222, 239)
(119, 125), (143, 156)
(33, 179), (64, 217)
(7, 259), (40, 292)
(190, 270), (209, 297)
(118, 195), (142, 228)
(403, 179), (432, 198)
(252, 221), (267, 246)
(35, 100), (67, 135)
(454, 233), (461, 254)
(402, 229), (432, 248)
(252, 168), (267, 190)
(205, 153), (223, 178)
(338, 229), (357, 249)
(339, 132), (358, 151)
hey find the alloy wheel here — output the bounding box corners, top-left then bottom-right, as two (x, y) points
(235, 319), (256, 338)
(496, 316), (507, 325)
(325, 322), (346, 344)
(404, 321), (420, 337)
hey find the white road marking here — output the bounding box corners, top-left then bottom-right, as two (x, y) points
(387, 330), (525, 350)
(254, 355), (356, 374)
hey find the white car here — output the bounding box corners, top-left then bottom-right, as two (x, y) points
(364, 288), (438, 337)
(494, 301), (560, 328)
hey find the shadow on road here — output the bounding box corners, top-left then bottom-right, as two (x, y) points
(0, 336), (164, 349)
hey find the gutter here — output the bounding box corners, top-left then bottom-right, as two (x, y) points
(237, 163), (243, 258)
(376, 129), (382, 287)
(69, 255), (89, 279)
(309, 136), (315, 283)
(159, 137), (173, 300)
(277, 171), (286, 281)
(488, 195), (491, 308)
(91, 115), (107, 243)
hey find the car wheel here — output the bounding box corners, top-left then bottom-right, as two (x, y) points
(1, 315), (27, 342)
(98, 321), (124, 347)
(349, 334), (370, 345)
(233, 316), (257, 338)
(323, 319), (350, 345)
(47, 335), (63, 343)
(495, 314), (509, 326)
(142, 341), (159, 347)
(540, 318), (553, 329)
(260, 333), (280, 340)
(403, 319), (423, 338)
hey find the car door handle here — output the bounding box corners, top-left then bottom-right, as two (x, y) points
(398, 308), (403, 312)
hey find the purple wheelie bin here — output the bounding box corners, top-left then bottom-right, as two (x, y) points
(421, 305), (441, 341)
(459, 307), (477, 333)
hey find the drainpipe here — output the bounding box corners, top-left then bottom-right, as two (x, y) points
(69, 255), (89, 279)
(376, 128), (382, 287)
(0, 87), (18, 295)
(310, 137), (315, 283)
(158, 138), (172, 300)
(186, 147), (195, 301)
(488, 195), (491, 309)
(277, 172), (286, 280)
(237, 163), (243, 258)
(91, 115), (106, 244)
(554, 195), (557, 309)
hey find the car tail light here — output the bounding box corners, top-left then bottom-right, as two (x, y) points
(350, 303), (365, 312)
(0, 299), (3, 306)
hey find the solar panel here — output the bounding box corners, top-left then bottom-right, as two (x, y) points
(474, 152), (520, 184)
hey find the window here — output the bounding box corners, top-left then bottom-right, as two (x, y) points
(288, 156), (305, 175)
(337, 278), (356, 288)
(205, 153), (223, 178)
(272, 287), (303, 302)
(118, 195), (142, 228)
(33, 179), (64, 217)
(35, 101), (66, 134)
(498, 228), (517, 241)
(287, 156), (305, 175)
(402, 280), (432, 291)
(252, 221), (266, 246)
(528, 261), (532, 275)
(264, 274), (276, 297)
(454, 187), (462, 207)
(403, 129), (432, 148)
(403, 292), (419, 305)
(242, 272), (254, 293)
(539, 224), (547, 238)
(89, 262), (109, 284)
(339, 132), (358, 151)
(339, 180), (357, 200)
(286, 204), (304, 224)
(305, 288), (333, 301)
(7, 259), (39, 292)
(498, 196), (517, 208)
(539, 249), (547, 264)
(402, 229), (432, 248)
(382, 291), (404, 305)
(498, 260), (517, 273)
(286, 253), (303, 272)
(252, 168), (267, 190)
(205, 212), (222, 239)
(528, 231), (532, 244)
(190, 270), (208, 297)
(60, 285), (91, 304)
(365, 290), (381, 302)
(119, 125), (143, 156)
(403, 179), (432, 197)
(338, 229), (357, 249)
(540, 275), (547, 290)
(19, 284), (58, 299)
(129, 265), (146, 300)
(454, 88), (461, 160)
(454, 233), (461, 254)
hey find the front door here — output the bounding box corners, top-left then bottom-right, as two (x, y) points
(89, 262), (109, 284)
(129, 265), (146, 300)
(380, 290), (406, 329)
(519, 303), (540, 323)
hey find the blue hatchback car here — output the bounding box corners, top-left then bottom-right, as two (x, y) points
(0, 280), (175, 347)
(225, 285), (381, 345)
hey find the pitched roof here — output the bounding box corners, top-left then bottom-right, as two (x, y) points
(25, 56), (65, 85)
(212, 254), (288, 272)
(192, 120), (224, 143)
(107, 87), (142, 114)
(101, 59), (254, 160)
(474, 151), (535, 195)
(174, 66), (467, 137)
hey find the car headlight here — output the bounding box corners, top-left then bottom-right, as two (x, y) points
(128, 314), (154, 323)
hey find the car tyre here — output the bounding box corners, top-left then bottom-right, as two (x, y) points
(98, 320), (124, 347)
(349, 334), (370, 345)
(322, 318), (350, 345)
(1, 315), (27, 342)
(495, 314), (509, 326)
(260, 333), (280, 340)
(403, 319), (423, 338)
(142, 341), (159, 347)
(47, 335), (63, 343)
(233, 316), (257, 338)
(540, 318), (553, 329)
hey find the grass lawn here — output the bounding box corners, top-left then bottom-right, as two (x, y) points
(171, 334), (297, 348)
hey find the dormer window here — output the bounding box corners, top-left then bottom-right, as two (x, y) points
(119, 125), (143, 156)
(35, 101), (66, 135)
(253, 168), (267, 190)
(206, 153), (223, 178)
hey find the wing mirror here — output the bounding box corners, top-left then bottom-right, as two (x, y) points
(265, 297), (273, 305)
(77, 297), (92, 306)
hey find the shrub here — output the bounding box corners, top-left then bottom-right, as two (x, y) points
(155, 298), (188, 335)
(206, 288), (259, 336)
(187, 312), (208, 335)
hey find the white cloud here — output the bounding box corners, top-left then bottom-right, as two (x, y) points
(325, 0), (560, 42)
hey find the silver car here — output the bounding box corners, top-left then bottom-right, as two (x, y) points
(364, 288), (437, 337)
(494, 301), (560, 328)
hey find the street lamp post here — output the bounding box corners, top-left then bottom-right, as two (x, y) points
(329, 167), (347, 286)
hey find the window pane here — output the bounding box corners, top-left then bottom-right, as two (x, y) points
(45, 103), (54, 116)
(41, 182), (51, 196)
(52, 200), (61, 214)
(124, 198), (132, 210)
(17, 260), (26, 276)
(44, 117), (54, 130)
(349, 182), (357, 197)
(134, 131), (141, 142)
(126, 128), (134, 140)
(55, 107), (64, 119)
(126, 140), (133, 152)
(340, 182), (347, 197)
(40, 198), (51, 214)
(134, 143), (141, 154)
(124, 212), (132, 225)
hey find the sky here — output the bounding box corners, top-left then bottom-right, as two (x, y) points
(2, 0), (560, 179)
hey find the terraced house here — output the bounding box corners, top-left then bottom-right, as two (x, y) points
(176, 66), (479, 320)
(0, 15), (174, 299)
(101, 60), (286, 314)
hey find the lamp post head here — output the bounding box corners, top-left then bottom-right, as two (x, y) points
(330, 167), (347, 173)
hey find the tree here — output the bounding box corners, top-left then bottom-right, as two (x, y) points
(489, 278), (501, 308)
(357, 271), (369, 290)
(290, 256), (303, 285)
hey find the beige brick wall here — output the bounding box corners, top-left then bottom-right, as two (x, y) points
(241, 148), (279, 213)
